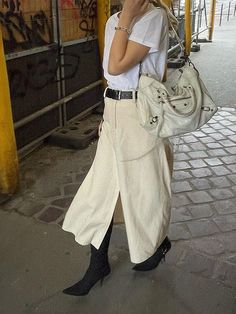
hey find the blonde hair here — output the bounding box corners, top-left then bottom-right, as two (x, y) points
(150, 0), (179, 35)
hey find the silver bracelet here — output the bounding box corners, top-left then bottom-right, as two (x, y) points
(115, 26), (131, 35)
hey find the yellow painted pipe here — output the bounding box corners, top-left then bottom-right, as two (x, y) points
(97, 0), (110, 87)
(185, 0), (192, 57)
(208, 0), (216, 41)
(97, 0), (110, 62)
(0, 28), (19, 194)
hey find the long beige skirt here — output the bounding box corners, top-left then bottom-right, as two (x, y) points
(62, 96), (174, 263)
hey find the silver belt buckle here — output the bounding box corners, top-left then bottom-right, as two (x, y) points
(117, 90), (122, 100)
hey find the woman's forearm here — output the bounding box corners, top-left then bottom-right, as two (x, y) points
(108, 0), (150, 75)
(108, 13), (133, 74)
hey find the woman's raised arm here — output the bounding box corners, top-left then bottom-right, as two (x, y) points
(108, 0), (151, 76)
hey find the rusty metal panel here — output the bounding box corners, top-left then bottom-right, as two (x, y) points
(0, 0), (54, 54)
(1, 1), (103, 152)
(63, 39), (102, 96)
(7, 48), (59, 122)
(59, 0), (97, 42)
(66, 85), (103, 121)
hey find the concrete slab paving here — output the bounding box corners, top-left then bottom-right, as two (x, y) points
(190, 15), (236, 108)
(0, 211), (235, 314)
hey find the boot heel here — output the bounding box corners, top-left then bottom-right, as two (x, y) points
(160, 240), (171, 263)
(100, 276), (105, 286)
(100, 269), (111, 286)
(161, 253), (166, 263)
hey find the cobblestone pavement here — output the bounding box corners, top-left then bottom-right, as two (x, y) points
(1, 107), (236, 293)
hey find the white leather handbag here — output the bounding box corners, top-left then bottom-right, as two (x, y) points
(136, 59), (218, 138)
(136, 16), (218, 139)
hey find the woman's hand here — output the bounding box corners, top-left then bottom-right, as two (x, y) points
(121, 0), (150, 20)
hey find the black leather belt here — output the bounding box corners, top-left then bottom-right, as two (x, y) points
(105, 88), (138, 100)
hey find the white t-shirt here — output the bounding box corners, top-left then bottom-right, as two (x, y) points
(103, 5), (169, 90)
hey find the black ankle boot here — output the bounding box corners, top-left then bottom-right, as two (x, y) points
(132, 236), (171, 271)
(63, 217), (114, 296)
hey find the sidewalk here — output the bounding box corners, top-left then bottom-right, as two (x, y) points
(190, 13), (236, 108)
(0, 16), (236, 314)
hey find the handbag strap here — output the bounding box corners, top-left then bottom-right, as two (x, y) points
(139, 13), (197, 77)
(169, 22), (185, 53)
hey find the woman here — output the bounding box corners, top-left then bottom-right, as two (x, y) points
(62, 0), (178, 296)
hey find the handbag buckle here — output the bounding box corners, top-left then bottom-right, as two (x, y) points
(201, 106), (210, 111)
(150, 116), (158, 124)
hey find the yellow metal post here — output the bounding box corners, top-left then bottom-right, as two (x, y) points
(97, 0), (110, 63)
(184, 0), (192, 57)
(0, 28), (19, 194)
(208, 0), (216, 41)
(185, 0), (192, 56)
(97, 0), (110, 87)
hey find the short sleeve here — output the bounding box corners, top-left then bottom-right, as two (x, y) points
(129, 8), (165, 52)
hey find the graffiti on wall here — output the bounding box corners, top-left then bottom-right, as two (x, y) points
(0, 0), (99, 52)
(9, 50), (81, 98)
(60, 0), (97, 42)
(2, 1), (98, 98)
(0, 0), (53, 53)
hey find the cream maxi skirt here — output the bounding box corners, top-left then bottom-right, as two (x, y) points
(62, 96), (174, 263)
